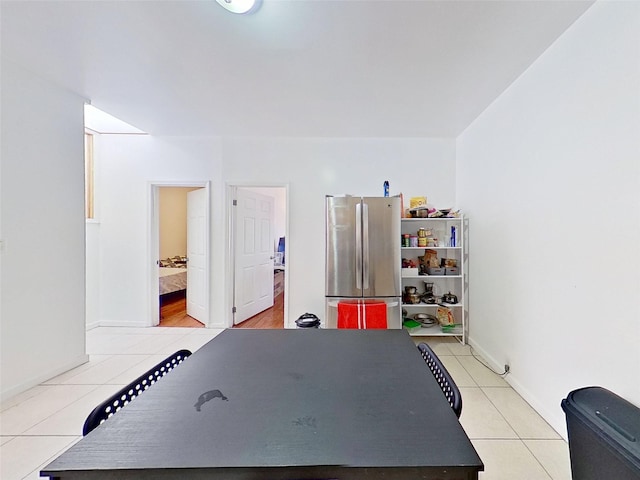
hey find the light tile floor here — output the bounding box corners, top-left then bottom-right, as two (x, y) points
(426, 338), (571, 480)
(0, 328), (571, 479)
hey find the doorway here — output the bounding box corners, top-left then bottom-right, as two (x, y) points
(149, 182), (211, 328)
(229, 185), (288, 329)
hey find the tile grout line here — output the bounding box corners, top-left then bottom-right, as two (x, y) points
(479, 385), (563, 440)
(2, 354), (160, 437)
(23, 436), (82, 480)
(520, 439), (559, 480)
(5, 333), (562, 480)
(459, 359), (556, 479)
(1, 384), (104, 437)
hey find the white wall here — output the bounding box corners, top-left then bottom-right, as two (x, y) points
(1, 60), (88, 400)
(222, 137), (457, 326)
(86, 221), (100, 330)
(93, 136), (455, 328)
(93, 135), (223, 327)
(159, 187), (198, 259)
(456, 1), (640, 437)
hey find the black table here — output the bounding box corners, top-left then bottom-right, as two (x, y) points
(42, 329), (483, 479)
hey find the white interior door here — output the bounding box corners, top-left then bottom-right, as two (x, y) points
(187, 188), (207, 323)
(234, 189), (275, 324)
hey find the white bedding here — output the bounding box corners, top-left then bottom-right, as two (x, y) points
(159, 267), (187, 295)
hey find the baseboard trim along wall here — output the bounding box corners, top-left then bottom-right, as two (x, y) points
(98, 319), (150, 328)
(467, 337), (567, 441)
(1, 354), (89, 403)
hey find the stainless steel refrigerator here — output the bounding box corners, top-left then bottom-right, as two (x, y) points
(325, 195), (402, 329)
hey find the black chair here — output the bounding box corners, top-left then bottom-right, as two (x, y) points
(417, 342), (462, 418)
(82, 349), (192, 435)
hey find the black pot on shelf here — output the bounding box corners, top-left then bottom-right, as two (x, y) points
(404, 293), (422, 304)
(441, 292), (458, 304)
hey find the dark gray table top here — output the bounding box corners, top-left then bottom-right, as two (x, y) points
(42, 329), (483, 479)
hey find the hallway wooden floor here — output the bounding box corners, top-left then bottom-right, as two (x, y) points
(159, 291), (204, 328)
(159, 290), (284, 328)
(233, 292), (284, 329)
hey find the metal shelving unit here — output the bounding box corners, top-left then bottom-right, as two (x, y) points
(400, 216), (468, 344)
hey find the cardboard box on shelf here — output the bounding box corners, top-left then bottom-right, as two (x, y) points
(409, 196), (427, 209)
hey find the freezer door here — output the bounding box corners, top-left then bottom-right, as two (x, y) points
(325, 297), (402, 329)
(325, 196), (361, 297)
(361, 197), (401, 297)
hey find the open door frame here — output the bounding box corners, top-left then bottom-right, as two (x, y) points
(226, 183), (289, 328)
(148, 181), (211, 327)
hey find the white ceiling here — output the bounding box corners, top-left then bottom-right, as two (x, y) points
(1, 0), (594, 137)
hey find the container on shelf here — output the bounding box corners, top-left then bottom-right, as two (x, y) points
(426, 267), (445, 275)
(402, 319), (422, 333)
(402, 267), (419, 277)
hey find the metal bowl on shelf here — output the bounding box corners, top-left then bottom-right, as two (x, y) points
(412, 313), (437, 327)
(422, 295), (440, 304)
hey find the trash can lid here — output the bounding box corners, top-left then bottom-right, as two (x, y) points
(563, 386), (640, 461)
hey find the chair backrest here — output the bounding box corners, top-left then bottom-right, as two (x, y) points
(417, 343), (462, 418)
(82, 349), (192, 435)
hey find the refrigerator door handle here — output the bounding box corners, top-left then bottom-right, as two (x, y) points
(355, 202), (362, 289)
(362, 202), (370, 289)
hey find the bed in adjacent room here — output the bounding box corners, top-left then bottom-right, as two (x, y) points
(159, 256), (188, 295)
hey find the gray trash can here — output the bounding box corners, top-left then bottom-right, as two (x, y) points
(295, 313), (320, 328)
(561, 386), (640, 480)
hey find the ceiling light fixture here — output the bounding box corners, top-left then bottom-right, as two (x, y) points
(215, 0), (260, 15)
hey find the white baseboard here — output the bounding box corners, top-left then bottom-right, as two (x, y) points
(467, 336), (504, 372)
(1, 353), (90, 403)
(86, 320), (101, 330)
(90, 319), (227, 329)
(467, 335), (568, 441)
(98, 319), (150, 328)
(207, 320), (227, 329)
